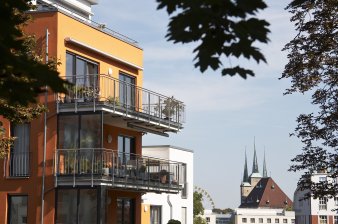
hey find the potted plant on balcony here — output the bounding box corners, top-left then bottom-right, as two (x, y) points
(106, 96), (120, 106)
(161, 96), (183, 120)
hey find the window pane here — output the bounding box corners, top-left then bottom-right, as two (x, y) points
(79, 189), (97, 224)
(10, 123), (30, 177)
(56, 189), (77, 224)
(8, 196), (28, 224)
(80, 114), (101, 148)
(76, 58), (86, 86)
(66, 53), (74, 82)
(151, 206), (162, 224)
(58, 115), (79, 149)
(117, 198), (134, 224)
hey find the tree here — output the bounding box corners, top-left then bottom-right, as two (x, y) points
(193, 191), (207, 224)
(0, 0), (68, 156)
(156, 0), (270, 79)
(281, 0), (338, 199)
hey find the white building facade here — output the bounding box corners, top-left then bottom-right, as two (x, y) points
(201, 210), (233, 224)
(294, 172), (338, 224)
(234, 208), (295, 224)
(142, 145), (194, 224)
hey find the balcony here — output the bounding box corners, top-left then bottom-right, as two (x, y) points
(3, 152), (30, 178)
(56, 74), (185, 135)
(54, 148), (184, 194)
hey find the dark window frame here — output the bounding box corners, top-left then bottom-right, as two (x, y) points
(7, 195), (28, 224)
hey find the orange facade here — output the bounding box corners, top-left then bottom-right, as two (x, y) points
(0, 7), (184, 224)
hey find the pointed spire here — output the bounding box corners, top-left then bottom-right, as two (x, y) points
(243, 149), (249, 183)
(252, 137), (259, 173)
(263, 149), (268, 177)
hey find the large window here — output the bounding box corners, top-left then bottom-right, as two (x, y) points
(10, 123), (30, 177)
(56, 189), (97, 224)
(66, 52), (98, 84)
(119, 73), (135, 108)
(117, 198), (134, 224)
(8, 195), (28, 224)
(150, 206), (162, 224)
(181, 164), (187, 198)
(334, 217), (338, 224)
(319, 216), (327, 224)
(58, 114), (102, 149)
(319, 197), (327, 210)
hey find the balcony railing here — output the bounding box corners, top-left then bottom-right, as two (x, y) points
(56, 74), (185, 130)
(3, 152), (30, 177)
(54, 148), (184, 193)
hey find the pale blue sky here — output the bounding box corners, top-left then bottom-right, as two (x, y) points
(93, 1), (312, 209)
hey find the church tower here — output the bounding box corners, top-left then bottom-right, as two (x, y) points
(240, 150), (251, 202)
(249, 139), (262, 188)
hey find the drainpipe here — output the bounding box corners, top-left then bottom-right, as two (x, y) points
(167, 195), (173, 220)
(41, 28), (49, 224)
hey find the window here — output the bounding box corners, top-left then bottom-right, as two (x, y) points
(243, 218), (247, 223)
(267, 219), (271, 223)
(119, 73), (135, 108)
(206, 217), (210, 222)
(10, 123), (30, 177)
(8, 195), (28, 224)
(335, 196), (338, 206)
(150, 206), (161, 224)
(181, 164), (187, 198)
(259, 218), (263, 223)
(251, 218), (256, 223)
(283, 219), (288, 223)
(66, 52), (99, 102)
(181, 207), (187, 224)
(56, 189), (98, 224)
(291, 219), (295, 224)
(275, 218), (280, 223)
(319, 216), (327, 224)
(319, 177), (327, 182)
(118, 135), (135, 163)
(319, 197), (327, 210)
(334, 217), (338, 224)
(117, 198), (135, 224)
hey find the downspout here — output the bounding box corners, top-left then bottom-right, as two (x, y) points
(167, 195), (173, 220)
(41, 28), (49, 224)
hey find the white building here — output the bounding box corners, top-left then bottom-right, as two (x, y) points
(294, 172), (338, 224)
(141, 145), (194, 224)
(234, 208), (295, 224)
(201, 210), (233, 224)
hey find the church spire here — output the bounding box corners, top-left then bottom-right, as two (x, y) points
(243, 149), (249, 183)
(252, 138), (259, 174)
(263, 149), (268, 177)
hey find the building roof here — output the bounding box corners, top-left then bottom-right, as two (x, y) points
(243, 151), (249, 183)
(239, 177), (293, 209)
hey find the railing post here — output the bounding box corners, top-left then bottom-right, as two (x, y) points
(93, 74), (96, 112)
(91, 148), (94, 187)
(112, 151), (115, 185)
(113, 79), (116, 111)
(73, 149), (76, 187)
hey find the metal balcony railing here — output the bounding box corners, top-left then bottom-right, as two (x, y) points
(54, 148), (184, 193)
(4, 152), (30, 177)
(56, 74), (186, 125)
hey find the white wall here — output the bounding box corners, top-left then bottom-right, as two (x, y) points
(234, 208), (295, 224)
(142, 145), (194, 224)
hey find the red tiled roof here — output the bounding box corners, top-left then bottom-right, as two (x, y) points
(240, 177), (293, 209)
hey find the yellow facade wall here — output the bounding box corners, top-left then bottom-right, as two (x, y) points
(56, 12), (143, 88)
(141, 204), (151, 224)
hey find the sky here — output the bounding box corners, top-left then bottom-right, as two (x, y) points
(92, 1), (313, 209)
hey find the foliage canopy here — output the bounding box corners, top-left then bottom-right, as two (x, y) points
(156, 0), (270, 79)
(282, 0), (338, 199)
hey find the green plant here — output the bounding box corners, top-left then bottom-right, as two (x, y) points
(168, 219), (181, 224)
(106, 96), (120, 106)
(161, 96), (183, 118)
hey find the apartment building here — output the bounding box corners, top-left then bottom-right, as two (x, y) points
(141, 145), (194, 224)
(293, 172), (338, 224)
(0, 1), (186, 223)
